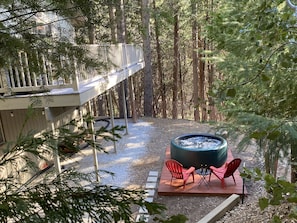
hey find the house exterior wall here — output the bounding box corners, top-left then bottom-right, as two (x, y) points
(0, 105), (88, 183)
(0, 106), (84, 143)
(0, 109), (47, 142)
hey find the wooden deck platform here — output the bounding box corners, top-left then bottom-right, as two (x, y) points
(157, 147), (248, 196)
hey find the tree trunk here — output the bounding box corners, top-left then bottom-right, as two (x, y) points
(134, 75), (142, 118)
(128, 76), (137, 122)
(86, 7), (98, 117)
(191, 0), (200, 122)
(116, 0), (125, 43)
(109, 3), (117, 43)
(208, 62), (216, 120)
(153, 0), (166, 118)
(291, 144), (297, 183)
(142, 0), (153, 117)
(179, 53), (184, 119)
(116, 0), (127, 118)
(172, 2), (179, 119)
(198, 25), (206, 121)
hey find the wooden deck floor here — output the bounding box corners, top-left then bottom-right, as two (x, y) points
(157, 147), (248, 197)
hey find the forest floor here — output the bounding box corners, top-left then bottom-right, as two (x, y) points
(63, 117), (294, 223)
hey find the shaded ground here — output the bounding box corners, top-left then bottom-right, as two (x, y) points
(61, 117), (288, 222)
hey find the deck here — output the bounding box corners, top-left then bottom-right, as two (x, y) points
(157, 147), (247, 197)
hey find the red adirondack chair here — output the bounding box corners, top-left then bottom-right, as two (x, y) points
(165, 159), (195, 189)
(209, 158), (242, 188)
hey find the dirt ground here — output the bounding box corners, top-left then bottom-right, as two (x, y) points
(64, 117), (292, 223)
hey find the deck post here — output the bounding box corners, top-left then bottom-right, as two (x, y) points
(108, 89), (117, 153)
(87, 101), (100, 182)
(51, 122), (62, 175)
(44, 107), (61, 175)
(122, 81), (129, 135)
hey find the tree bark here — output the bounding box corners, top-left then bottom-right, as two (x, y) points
(153, 0), (167, 118)
(142, 0), (153, 117)
(198, 25), (206, 121)
(291, 144), (297, 183)
(116, 0), (128, 118)
(128, 76), (137, 122)
(179, 52), (184, 119)
(206, 0), (216, 121)
(86, 4), (97, 117)
(208, 62), (216, 120)
(109, 3), (117, 43)
(191, 0), (200, 122)
(172, 2), (179, 119)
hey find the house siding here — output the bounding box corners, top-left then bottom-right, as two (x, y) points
(0, 106), (85, 143)
(0, 109), (47, 142)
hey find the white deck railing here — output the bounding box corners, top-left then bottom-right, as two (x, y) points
(0, 44), (143, 95)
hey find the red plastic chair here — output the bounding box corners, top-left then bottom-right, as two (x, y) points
(209, 158), (242, 188)
(165, 159), (195, 189)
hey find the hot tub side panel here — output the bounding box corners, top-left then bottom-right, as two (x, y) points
(170, 140), (228, 169)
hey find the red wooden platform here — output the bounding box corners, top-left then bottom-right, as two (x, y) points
(157, 147), (248, 196)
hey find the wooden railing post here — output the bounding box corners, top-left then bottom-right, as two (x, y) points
(72, 57), (80, 91)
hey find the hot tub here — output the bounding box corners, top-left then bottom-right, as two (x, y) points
(170, 133), (227, 169)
